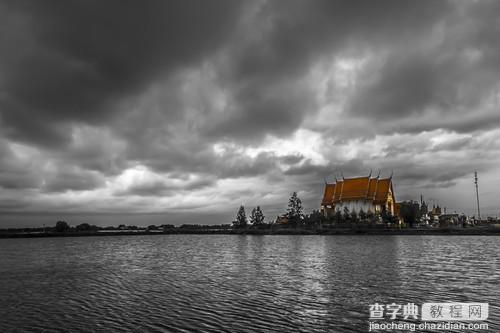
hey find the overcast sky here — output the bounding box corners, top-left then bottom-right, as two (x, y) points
(1, 0), (499, 227)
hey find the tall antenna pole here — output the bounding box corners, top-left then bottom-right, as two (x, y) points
(474, 171), (481, 221)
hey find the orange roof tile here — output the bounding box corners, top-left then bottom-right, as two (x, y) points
(374, 179), (391, 204)
(322, 183), (336, 205)
(333, 181), (342, 201)
(321, 177), (396, 205)
(339, 177), (370, 200)
(367, 178), (378, 198)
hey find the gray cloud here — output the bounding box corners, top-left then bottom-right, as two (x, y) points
(41, 167), (105, 193)
(279, 154), (305, 165)
(114, 175), (217, 197)
(0, 0), (244, 146)
(1, 0), (500, 225)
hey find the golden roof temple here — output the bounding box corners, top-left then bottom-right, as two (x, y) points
(321, 174), (398, 217)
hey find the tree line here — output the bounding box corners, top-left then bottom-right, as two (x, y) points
(233, 191), (400, 229)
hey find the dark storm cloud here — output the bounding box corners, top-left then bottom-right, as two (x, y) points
(114, 181), (172, 197)
(283, 159), (367, 178)
(0, 0), (458, 148)
(203, 85), (313, 141)
(0, 137), (106, 192)
(106, 0), (459, 182)
(204, 0), (451, 142)
(349, 54), (440, 118)
(0, 198), (32, 211)
(396, 168), (469, 185)
(0, 140), (40, 190)
(346, 1), (500, 133)
(414, 111), (500, 135)
(0, 0), (492, 147)
(58, 126), (128, 175)
(1, 0), (500, 223)
(41, 167), (105, 193)
(279, 154), (305, 165)
(0, 0), (244, 145)
(229, 0), (449, 82)
(215, 151), (280, 178)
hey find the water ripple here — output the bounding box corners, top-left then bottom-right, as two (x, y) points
(0, 235), (498, 332)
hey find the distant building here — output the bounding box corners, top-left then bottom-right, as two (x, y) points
(420, 195), (428, 215)
(427, 204), (443, 225)
(321, 175), (397, 217)
(275, 215), (289, 225)
(431, 204), (442, 216)
(439, 214), (467, 227)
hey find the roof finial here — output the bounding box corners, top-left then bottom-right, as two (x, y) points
(390, 170), (394, 179)
(368, 169), (372, 178)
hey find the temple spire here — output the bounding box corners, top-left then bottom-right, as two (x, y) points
(365, 172), (371, 198)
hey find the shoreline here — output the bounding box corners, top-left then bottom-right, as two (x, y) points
(1, 227), (499, 238)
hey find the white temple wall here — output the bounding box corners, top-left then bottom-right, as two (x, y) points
(336, 200), (374, 213)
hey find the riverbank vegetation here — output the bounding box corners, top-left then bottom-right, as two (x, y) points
(1, 193), (499, 238)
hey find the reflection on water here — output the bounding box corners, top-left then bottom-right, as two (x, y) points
(0, 235), (498, 332)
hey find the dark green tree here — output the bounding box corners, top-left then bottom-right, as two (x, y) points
(233, 205), (247, 228)
(366, 210), (377, 226)
(350, 210), (359, 224)
(76, 223), (91, 232)
(75, 223), (98, 232)
(250, 206), (265, 226)
(381, 208), (398, 226)
(389, 214), (400, 226)
(306, 210), (324, 227)
(334, 209), (343, 224)
(55, 221), (70, 232)
(342, 206), (350, 222)
(359, 209), (367, 223)
(399, 201), (420, 227)
(287, 192), (303, 226)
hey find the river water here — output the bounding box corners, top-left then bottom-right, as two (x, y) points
(0, 235), (498, 332)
